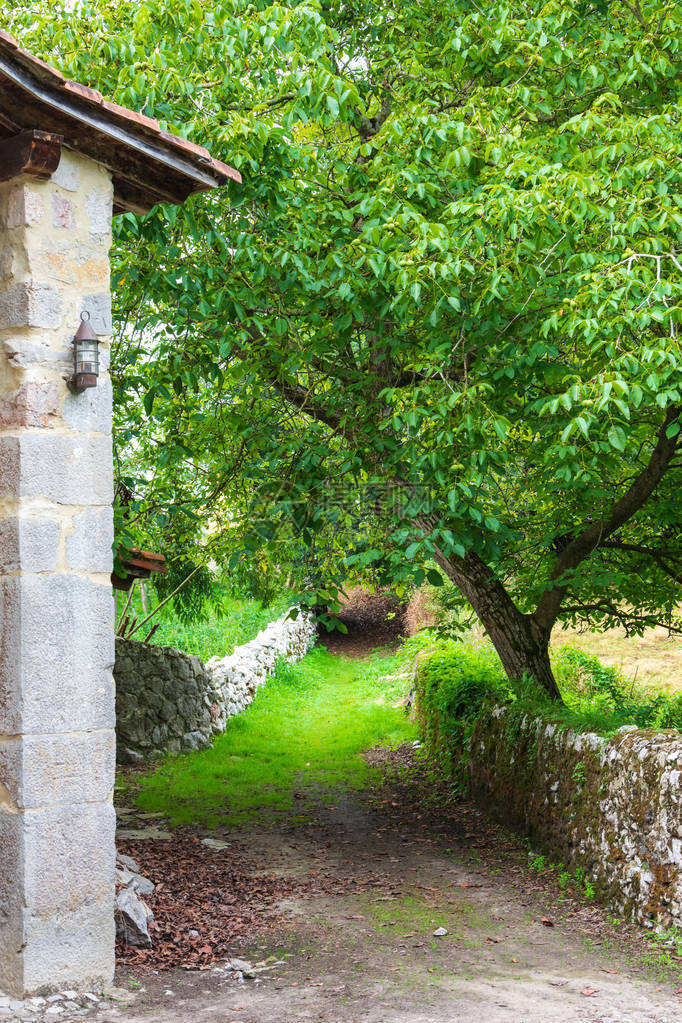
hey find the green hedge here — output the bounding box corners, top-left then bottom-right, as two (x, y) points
(414, 645), (510, 780)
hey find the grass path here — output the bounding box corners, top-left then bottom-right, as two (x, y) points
(132, 646), (417, 829)
(113, 645), (682, 1022)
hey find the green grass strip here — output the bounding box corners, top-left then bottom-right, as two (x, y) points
(131, 646), (417, 830)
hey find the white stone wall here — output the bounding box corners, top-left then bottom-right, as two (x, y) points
(114, 609), (316, 760)
(0, 150), (116, 996)
(207, 609), (316, 724)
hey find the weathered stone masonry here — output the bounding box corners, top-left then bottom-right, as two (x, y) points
(0, 29), (239, 998)
(0, 152), (117, 995)
(115, 609), (316, 762)
(469, 706), (682, 930)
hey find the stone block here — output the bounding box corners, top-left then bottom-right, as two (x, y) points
(0, 284), (63, 331)
(0, 381), (60, 429)
(0, 575), (115, 734)
(2, 805), (114, 996)
(2, 335), (71, 373)
(85, 188), (113, 238)
(82, 292), (112, 336)
(65, 506), (113, 573)
(0, 731), (115, 809)
(51, 152), (81, 193)
(62, 374), (112, 435)
(51, 194), (76, 230)
(7, 186), (43, 229)
(22, 802), (115, 911)
(22, 899), (115, 996)
(0, 812), (25, 996)
(0, 516), (59, 573)
(0, 433), (113, 505)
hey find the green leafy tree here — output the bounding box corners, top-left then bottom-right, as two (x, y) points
(14, 0), (682, 698)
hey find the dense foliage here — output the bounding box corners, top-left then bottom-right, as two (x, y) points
(12, 0), (682, 693)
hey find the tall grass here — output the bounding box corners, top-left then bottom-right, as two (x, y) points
(148, 593), (292, 661)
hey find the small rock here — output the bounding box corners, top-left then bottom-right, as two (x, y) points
(46, 995), (64, 1003)
(130, 874), (155, 897)
(27, 998), (46, 1008)
(115, 888), (154, 948)
(117, 853), (141, 873)
(228, 958), (256, 978)
(188, 929), (199, 938)
(433, 927), (448, 937)
(115, 868), (136, 887)
(61, 992), (77, 1000)
(9, 1001), (24, 1011)
(44, 1009), (64, 1017)
(82, 994), (99, 1004)
(200, 838), (230, 851)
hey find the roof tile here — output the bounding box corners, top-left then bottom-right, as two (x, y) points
(64, 80), (104, 105)
(159, 130), (212, 161)
(209, 158), (243, 184)
(26, 53), (65, 84)
(102, 99), (160, 134)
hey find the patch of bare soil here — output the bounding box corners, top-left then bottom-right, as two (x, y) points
(109, 747), (682, 1023)
(318, 587), (407, 657)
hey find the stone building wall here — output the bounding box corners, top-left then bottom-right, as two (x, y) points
(0, 149), (117, 994)
(115, 609), (316, 761)
(469, 706), (682, 930)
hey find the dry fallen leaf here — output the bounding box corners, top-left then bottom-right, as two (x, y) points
(540, 917), (554, 927)
(581, 987), (599, 997)
(601, 968), (618, 975)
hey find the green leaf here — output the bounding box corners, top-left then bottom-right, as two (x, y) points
(608, 425), (626, 452)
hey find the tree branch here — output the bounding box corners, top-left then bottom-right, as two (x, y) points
(534, 406), (681, 629)
(599, 540), (682, 586)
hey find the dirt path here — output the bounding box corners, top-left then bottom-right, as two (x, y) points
(94, 749), (682, 1023)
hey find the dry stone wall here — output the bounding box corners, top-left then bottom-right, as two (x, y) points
(469, 706), (682, 930)
(115, 610), (316, 762)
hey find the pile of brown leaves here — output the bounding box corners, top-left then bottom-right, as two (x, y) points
(116, 836), (300, 970)
(116, 833), (385, 970)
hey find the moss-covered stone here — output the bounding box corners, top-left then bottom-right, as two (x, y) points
(467, 707), (682, 929)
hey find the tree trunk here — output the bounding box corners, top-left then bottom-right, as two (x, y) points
(482, 609), (561, 702)
(435, 550), (563, 702)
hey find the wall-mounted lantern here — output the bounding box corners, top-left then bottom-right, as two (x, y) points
(68, 311), (99, 392)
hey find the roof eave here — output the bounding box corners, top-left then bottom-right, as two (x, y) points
(0, 42), (241, 213)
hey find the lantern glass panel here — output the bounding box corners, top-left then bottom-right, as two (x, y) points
(75, 339), (99, 376)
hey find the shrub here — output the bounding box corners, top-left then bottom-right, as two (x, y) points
(554, 646), (682, 732)
(414, 644), (511, 781)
